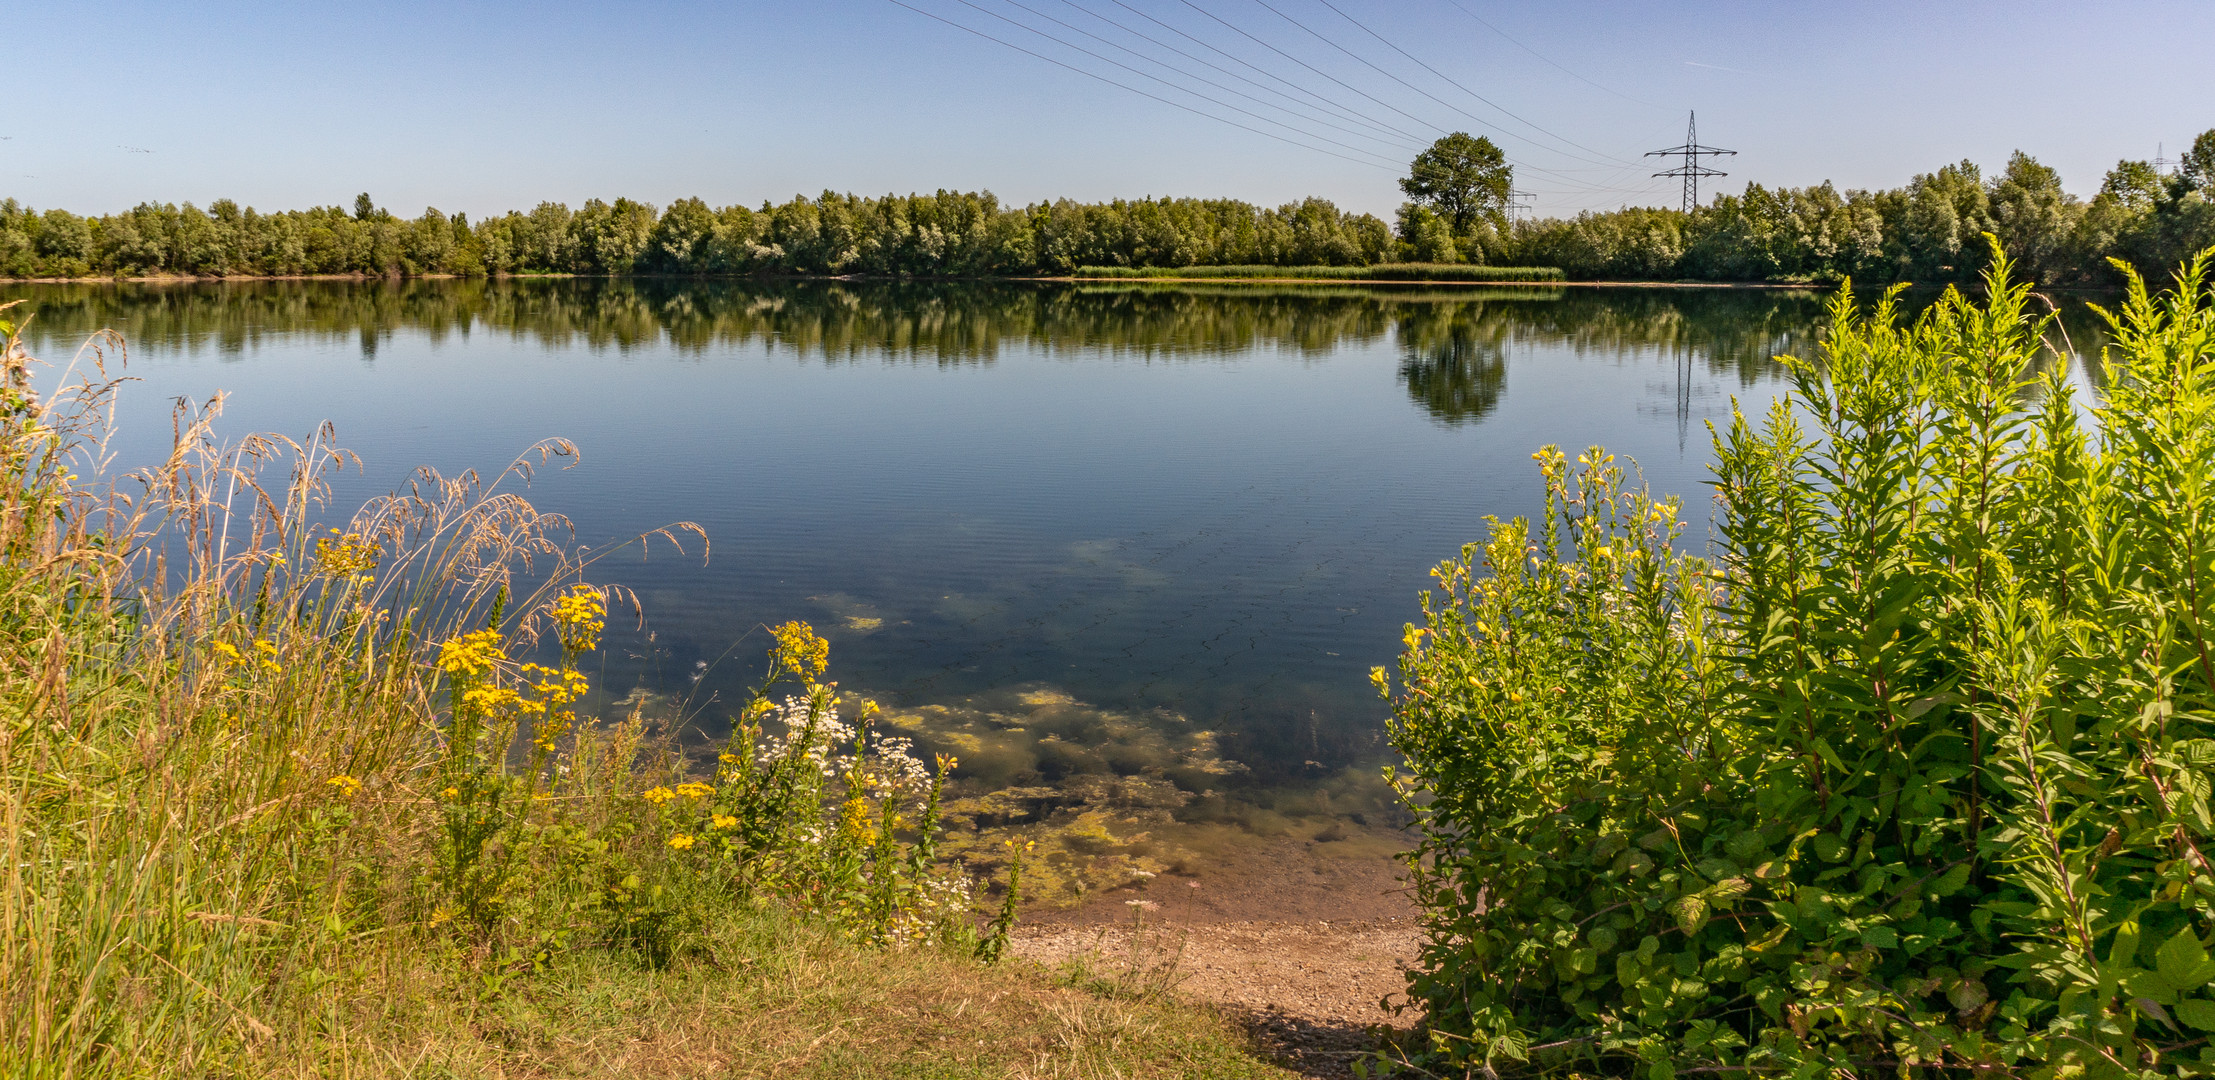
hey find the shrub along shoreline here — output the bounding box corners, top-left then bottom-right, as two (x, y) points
(1378, 245), (2215, 1077)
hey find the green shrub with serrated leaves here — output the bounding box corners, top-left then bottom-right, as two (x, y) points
(1377, 241), (2215, 1077)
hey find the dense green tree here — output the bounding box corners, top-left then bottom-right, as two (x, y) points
(2182, 129), (2215, 194)
(1399, 132), (1512, 236)
(1396, 204), (1462, 264)
(1988, 151), (2080, 280)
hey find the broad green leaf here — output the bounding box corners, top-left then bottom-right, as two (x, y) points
(2159, 927), (2214, 993)
(2175, 997), (2215, 1031)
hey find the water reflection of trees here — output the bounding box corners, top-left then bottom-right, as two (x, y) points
(16, 277), (2115, 406)
(1397, 305), (1508, 425)
(4, 276), (1843, 366)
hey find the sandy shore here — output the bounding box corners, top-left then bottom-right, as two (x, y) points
(1012, 827), (1421, 1078)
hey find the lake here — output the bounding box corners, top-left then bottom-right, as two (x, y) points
(6, 277), (2094, 890)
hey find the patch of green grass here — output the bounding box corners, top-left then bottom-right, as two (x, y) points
(294, 904), (1291, 1079)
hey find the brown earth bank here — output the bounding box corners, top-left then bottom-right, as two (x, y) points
(1011, 826), (1422, 1079)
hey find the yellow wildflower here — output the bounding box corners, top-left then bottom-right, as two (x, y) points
(770, 621), (830, 680)
(440, 786), (460, 801)
(531, 715), (571, 752)
(314, 531), (380, 580)
(666, 834), (696, 850)
(326, 775), (363, 798)
(675, 781), (714, 800)
(551, 587), (606, 653)
(642, 786), (676, 806)
(437, 629), (505, 679)
(710, 814), (738, 830)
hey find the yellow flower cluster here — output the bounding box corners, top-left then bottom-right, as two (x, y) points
(326, 775), (363, 798)
(642, 786), (676, 806)
(770, 620), (830, 681)
(666, 834), (695, 850)
(519, 662), (590, 750)
(437, 629), (505, 680)
(710, 814), (738, 830)
(552, 587), (606, 653)
(314, 528), (380, 584)
(674, 781), (714, 800)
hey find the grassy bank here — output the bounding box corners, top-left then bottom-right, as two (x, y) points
(1069, 263), (1565, 282)
(0, 306), (1291, 1077)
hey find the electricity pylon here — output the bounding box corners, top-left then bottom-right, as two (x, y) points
(1647, 112), (1735, 213)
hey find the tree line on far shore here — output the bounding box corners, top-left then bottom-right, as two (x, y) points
(0, 127), (2207, 285)
(0, 191), (1395, 281)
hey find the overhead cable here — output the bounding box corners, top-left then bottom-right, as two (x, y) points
(1055, 0), (1426, 152)
(1096, 0), (1430, 145)
(1439, 0), (1668, 112)
(945, 0), (1410, 166)
(1172, 0), (1447, 140)
(1244, 0), (1625, 175)
(883, 0), (1402, 172)
(995, 0), (1421, 154)
(1308, 0), (1638, 166)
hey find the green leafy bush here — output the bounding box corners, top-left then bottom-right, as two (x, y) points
(1380, 245), (2215, 1076)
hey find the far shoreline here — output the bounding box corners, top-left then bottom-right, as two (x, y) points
(1, 270), (1828, 289)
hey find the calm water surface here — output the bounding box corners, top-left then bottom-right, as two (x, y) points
(9, 279), (1985, 805)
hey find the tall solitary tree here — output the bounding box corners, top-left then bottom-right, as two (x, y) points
(1400, 133), (1513, 235)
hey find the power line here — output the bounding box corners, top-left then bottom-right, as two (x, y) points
(884, 0), (1401, 171)
(1232, 0), (1639, 190)
(1022, 0), (1426, 153)
(1646, 111), (1734, 213)
(1305, 0), (1637, 167)
(1438, 0), (1666, 112)
(1098, 0), (1430, 146)
(1174, 0), (1445, 143)
(940, 0), (1408, 167)
(1059, 0), (1426, 151)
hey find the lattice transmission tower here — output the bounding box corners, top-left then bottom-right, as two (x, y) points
(1647, 112), (1735, 213)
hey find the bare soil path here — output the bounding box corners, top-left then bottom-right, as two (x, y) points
(1011, 826), (1421, 1078)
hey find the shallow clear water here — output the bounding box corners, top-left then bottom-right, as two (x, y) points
(8, 278), (2017, 794)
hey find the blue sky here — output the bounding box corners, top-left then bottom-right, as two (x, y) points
(5, 0), (2209, 220)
